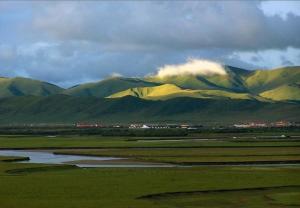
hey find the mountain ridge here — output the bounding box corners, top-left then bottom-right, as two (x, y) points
(0, 65), (299, 124)
(0, 66), (299, 102)
(63, 77), (159, 98)
(0, 77), (63, 97)
(108, 83), (265, 101)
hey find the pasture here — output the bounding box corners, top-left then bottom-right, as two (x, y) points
(0, 133), (299, 207)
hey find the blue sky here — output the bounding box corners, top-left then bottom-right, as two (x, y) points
(0, 1), (300, 87)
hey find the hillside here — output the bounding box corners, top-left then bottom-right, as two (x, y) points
(108, 84), (183, 99)
(63, 77), (159, 98)
(145, 66), (250, 92)
(244, 66), (300, 93)
(0, 95), (299, 124)
(259, 84), (300, 101)
(108, 84), (260, 101)
(0, 95), (300, 124)
(1, 66), (299, 101)
(0, 77), (63, 97)
(0, 65), (299, 124)
(110, 66), (300, 101)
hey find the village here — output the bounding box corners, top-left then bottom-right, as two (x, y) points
(233, 121), (300, 128)
(74, 121), (300, 129)
(75, 123), (203, 129)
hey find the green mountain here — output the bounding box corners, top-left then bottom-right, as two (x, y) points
(2, 66), (299, 101)
(108, 84), (183, 99)
(108, 84), (261, 101)
(63, 77), (159, 98)
(0, 95), (299, 124)
(0, 77), (63, 97)
(0, 66), (299, 124)
(244, 66), (300, 93)
(112, 66), (300, 101)
(259, 84), (300, 101)
(145, 66), (250, 92)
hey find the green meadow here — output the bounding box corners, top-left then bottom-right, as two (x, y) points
(1, 134), (300, 149)
(0, 133), (300, 207)
(55, 146), (300, 164)
(0, 160), (299, 208)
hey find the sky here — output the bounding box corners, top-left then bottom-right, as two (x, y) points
(0, 0), (300, 87)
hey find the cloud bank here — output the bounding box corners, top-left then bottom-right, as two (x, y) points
(156, 59), (226, 78)
(29, 1), (300, 51)
(0, 1), (300, 87)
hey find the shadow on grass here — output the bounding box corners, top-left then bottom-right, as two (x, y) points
(137, 185), (300, 200)
(5, 165), (78, 175)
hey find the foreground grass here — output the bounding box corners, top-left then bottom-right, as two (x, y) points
(55, 147), (300, 163)
(0, 156), (29, 162)
(0, 135), (300, 149)
(0, 160), (300, 208)
(266, 191), (300, 206)
(146, 186), (300, 208)
(1, 134), (300, 207)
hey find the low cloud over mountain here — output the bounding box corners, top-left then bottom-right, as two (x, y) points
(156, 59), (227, 78)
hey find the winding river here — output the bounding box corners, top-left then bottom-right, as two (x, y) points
(1, 150), (299, 168)
(0, 150), (176, 168)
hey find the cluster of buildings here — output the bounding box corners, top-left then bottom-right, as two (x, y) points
(75, 121), (300, 129)
(233, 121), (300, 128)
(75, 123), (104, 128)
(75, 123), (202, 129)
(128, 124), (200, 129)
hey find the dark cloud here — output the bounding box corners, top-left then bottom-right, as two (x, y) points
(30, 1), (300, 51)
(0, 1), (300, 87)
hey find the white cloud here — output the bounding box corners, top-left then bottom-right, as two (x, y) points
(260, 1), (300, 20)
(228, 47), (300, 69)
(110, 72), (123, 78)
(156, 59), (226, 78)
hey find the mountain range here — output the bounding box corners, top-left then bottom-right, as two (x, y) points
(0, 66), (299, 124)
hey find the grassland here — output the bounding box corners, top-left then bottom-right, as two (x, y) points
(54, 146), (300, 164)
(0, 133), (300, 207)
(1, 134), (300, 149)
(0, 159), (299, 208)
